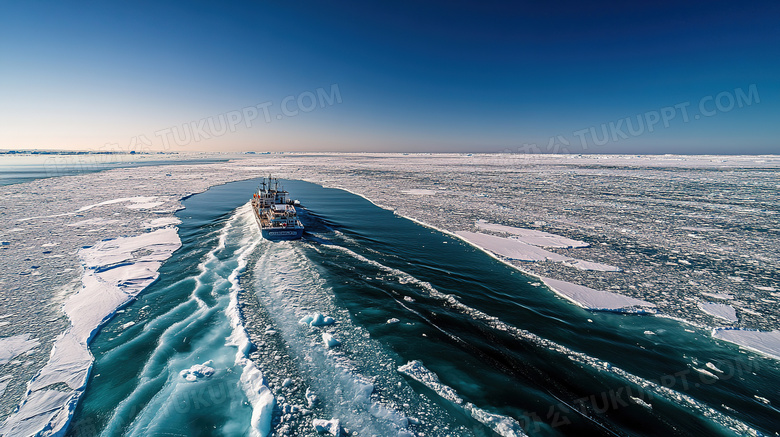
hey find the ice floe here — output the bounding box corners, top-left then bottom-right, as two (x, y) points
(241, 360), (276, 437)
(476, 220), (589, 248)
(455, 231), (569, 262)
(697, 302), (738, 322)
(712, 329), (780, 360)
(541, 277), (656, 313)
(322, 333), (341, 348)
(299, 313), (336, 327)
(179, 361), (216, 382)
(0, 375), (11, 398)
(455, 230), (618, 271)
(312, 418), (342, 435)
(700, 292), (734, 300)
(143, 217), (182, 228)
(0, 334), (40, 365)
(565, 259), (621, 272)
(76, 196), (158, 212)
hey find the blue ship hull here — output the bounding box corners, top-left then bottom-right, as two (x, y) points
(261, 227), (304, 240)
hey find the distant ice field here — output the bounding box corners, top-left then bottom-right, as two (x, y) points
(1, 154), (779, 436)
(0, 153), (229, 187)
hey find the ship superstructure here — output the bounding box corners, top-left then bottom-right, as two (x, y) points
(251, 177), (304, 240)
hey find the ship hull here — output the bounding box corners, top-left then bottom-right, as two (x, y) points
(261, 227), (304, 240)
(253, 203), (304, 240)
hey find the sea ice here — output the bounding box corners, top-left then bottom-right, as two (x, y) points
(455, 231), (570, 262)
(401, 189), (437, 195)
(697, 303), (738, 323)
(0, 334), (40, 365)
(476, 220), (589, 248)
(0, 390), (75, 437)
(142, 217), (182, 228)
(565, 259), (621, 272)
(0, 375), (11, 398)
(712, 329), (780, 360)
(305, 387), (319, 408)
(700, 292), (734, 300)
(241, 360), (276, 437)
(300, 313), (336, 327)
(541, 277), (656, 313)
(76, 196), (158, 212)
(179, 361), (216, 382)
(322, 333), (341, 348)
(1, 227), (181, 436)
(313, 418), (342, 435)
(630, 396), (652, 409)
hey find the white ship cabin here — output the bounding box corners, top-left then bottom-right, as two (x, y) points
(269, 204), (299, 227)
(274, 190), (290, 204)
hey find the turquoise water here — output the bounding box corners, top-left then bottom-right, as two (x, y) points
(68, 179), (779, 436)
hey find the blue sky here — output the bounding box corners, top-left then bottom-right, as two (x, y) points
(1, 0), (778, 153)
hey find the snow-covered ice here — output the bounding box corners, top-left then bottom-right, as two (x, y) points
(712, 329), (780, 360)
(0, 334), (40, 365)
(1, 227), (181, 436)
(179, 362), (216, 382)
(300, 313), (336, 327)
(322, 333), (341, 348)
(541, 277), (656, 313)
(455, 231), (570, 262)
(701, 292), (734, 300)
(476, 220), (589, 248)
(0, 376), (11, 398)
(565, 259), (621, 272)
(143, 217), (182, 228)
(76, 196), (158, 212)
(455, 230), (619, 272)
(312, 418), (342, 435)
(698, 302), (738, 323)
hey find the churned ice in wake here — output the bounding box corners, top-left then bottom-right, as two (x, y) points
(179, 361), (216, 382)
(322, 333), (341, 348)
(398, 360), (528, 437)
(712, 329), (780, 360)
(312, 418), (342, 435)
(223, 207), (276, 437)
(698, 302), (738, 323)
(299, 313), (336, 327)
(248, 242), (425, 437)
(541, 277), (656, 313)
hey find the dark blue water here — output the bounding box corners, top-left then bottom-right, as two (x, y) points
(70, 178), (779, 436)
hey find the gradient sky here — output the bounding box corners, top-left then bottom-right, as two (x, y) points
(1, 0), (778, 154)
